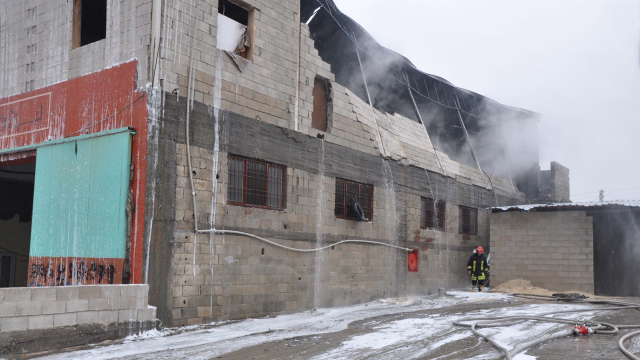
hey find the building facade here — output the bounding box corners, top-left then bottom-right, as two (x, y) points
(0, 0), (556, 327)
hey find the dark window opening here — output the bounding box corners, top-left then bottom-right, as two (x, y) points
(421, 198), (445, 231)
(227, 155), (286, 210)
(312, 77), (328, 132)
(73, 0), (107, 49)
(218, 0), (248, 24)
(335, 179), (373, 221)
(217, 0), (254, 61)
(0, 159), (36, 288)
(459, 206), (478, 235)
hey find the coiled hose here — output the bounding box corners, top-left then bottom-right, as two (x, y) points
(454, 292), (640, 360)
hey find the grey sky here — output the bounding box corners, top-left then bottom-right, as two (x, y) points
(333, 0), (640, 202)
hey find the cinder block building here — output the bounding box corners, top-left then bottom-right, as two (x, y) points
(0, 0), (565, 328)
(490, 201), (640, 296)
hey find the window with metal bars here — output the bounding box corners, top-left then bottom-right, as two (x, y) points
(459, 206), (478, 235)
(227, 155), (285, 210)
(420, 198), (446, 231)
(334, 179), (373, 221)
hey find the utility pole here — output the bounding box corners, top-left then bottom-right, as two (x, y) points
(599, 189), (604, 202)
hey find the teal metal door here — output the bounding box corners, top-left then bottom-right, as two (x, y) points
(29, 130), (132, 261)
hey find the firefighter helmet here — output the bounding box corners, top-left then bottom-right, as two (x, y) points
(476, 246), (484, 254)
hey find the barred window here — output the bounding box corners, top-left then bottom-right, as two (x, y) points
(227, 155), (285, 210)
(421, 198), (445, 231)
(334, 179), (373, 221)
(459, 206), (478, 235)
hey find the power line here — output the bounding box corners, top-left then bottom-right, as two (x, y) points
(573, 187), (640, 196)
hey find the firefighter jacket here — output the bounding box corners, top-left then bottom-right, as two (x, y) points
(467, 253), (489, 281)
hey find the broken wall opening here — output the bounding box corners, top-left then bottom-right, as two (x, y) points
(312, 77), (330, 132)
(217, 0), (254, 61)
(0, 158), (36, 288)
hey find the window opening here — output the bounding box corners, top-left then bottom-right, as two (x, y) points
(73, 0), (107, 49)
(312, 77), (328, 132)
(421, 198), (445, 231)
(459, 206), (478, 235)
(217, 0), (254, 61)
(334, 179), (373, 221)
(227, 155), (286, 210)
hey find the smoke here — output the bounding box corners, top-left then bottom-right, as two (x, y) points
(333, 0), (640, 201)
(320, 3), (552, 200)
(471, 100), (540, 180)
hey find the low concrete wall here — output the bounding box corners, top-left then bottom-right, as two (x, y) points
(0, 285), (155, 331)
(0, 284), (157, 355)
(490, 211), (594, 293)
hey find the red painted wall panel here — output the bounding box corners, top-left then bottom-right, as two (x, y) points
(0, 61), (148, 284)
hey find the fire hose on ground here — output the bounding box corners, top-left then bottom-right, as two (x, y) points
(453, 293), (640, 360)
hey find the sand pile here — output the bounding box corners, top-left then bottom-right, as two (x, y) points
(492, 279), (597, 298)
(492, 279), (557, 296)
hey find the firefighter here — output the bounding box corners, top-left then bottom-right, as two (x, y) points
(467, 246), (489, 292)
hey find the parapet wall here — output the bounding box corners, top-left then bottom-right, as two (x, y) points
(538, 162), (570, 203)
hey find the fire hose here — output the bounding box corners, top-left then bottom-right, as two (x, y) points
(453, 293), (640, 360)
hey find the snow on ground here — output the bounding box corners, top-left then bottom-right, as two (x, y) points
(628, 334), (640, 354)
(34, 290), (596, 360)
(447, 289), (511, 301)
(309, 302), (596, 360)
(35, 295), (463, 360)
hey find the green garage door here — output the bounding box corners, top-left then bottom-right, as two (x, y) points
(29, 130), (132, 259)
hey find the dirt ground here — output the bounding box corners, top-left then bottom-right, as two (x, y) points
(21, 289), (640, 360)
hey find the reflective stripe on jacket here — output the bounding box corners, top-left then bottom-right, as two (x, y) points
(467, 253), (488, 281)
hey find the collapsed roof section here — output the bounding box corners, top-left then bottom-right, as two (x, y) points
(301, 0), (542, 200)
(492, 200), (640, 213)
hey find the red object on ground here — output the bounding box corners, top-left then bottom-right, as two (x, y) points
(573, 325), (593, 336)
(408, 249), (419, 272)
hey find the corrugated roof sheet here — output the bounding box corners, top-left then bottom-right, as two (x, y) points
(492, 200), (640, 212)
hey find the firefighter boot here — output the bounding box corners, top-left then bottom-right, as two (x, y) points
(479, 285), (483, 292)
(471, 286), (475, 293)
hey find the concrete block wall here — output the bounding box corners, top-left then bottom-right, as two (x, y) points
(145, 0), (529, 326)
(171, 145), (403, 325)
(539, 162), (570, 202)
(167, 127), (499, 324)
(175, 146), (400, 241)
(170, 232), (400, 325)
(0, 0), (153, 98)
(158, 0), (302, 121)
(0, 285), (156, 332)
(153, 0), (523, 200)
(550, 162), (570, 202)
(405, 193), (491, 295)
(490, 211), (594, 293)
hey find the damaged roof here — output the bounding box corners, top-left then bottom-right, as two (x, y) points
(300, 0), (541, 122)
(492, 200), (640, 212)
(301, 0), (543, 200)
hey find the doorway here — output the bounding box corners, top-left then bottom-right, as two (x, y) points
(0, 158), (35, 287)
